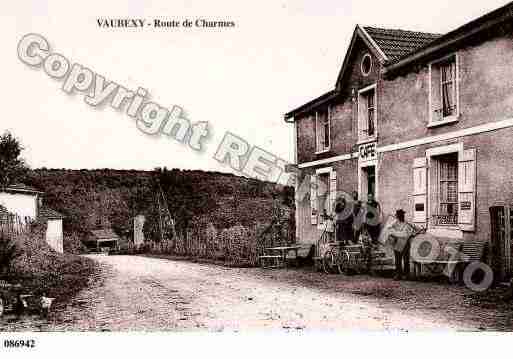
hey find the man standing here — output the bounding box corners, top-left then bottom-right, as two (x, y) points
(351, 191), (363, 244)
(334, 197), (353, 244)
(388, 209), (415, 280)
(365, 193), (381, 244)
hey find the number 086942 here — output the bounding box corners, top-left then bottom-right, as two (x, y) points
(3, 339), (36, 348)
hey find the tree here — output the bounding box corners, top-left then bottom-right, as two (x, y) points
(0, 132), (28, 188)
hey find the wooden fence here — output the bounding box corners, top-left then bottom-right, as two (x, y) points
(0, 213), (30, 237)
(131, 208), (295, 267)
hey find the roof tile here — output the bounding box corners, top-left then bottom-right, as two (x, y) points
(363, 26), (442, 63)
(90, 229), (120, 240)
(38, 206), (64, 221)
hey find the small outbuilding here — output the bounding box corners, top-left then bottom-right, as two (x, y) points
(0, 184), (64, 253)
(85, 229), (120, 252)
(37, 207), (65, 253)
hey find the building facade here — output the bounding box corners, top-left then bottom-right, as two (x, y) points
(285, 3), (513, 279)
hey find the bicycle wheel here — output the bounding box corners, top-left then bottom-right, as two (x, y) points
(335, 250), (350, 274)
(322, 248), (334, 274)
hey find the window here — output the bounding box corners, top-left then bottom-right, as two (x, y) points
(315, 107), (330, 152)
(317, 172), (330, 223)
(429, 55), (459, 125)
(366, 89), (375, 137)
(358, 85), (377, 141)
(432, 153), (459, 225)
(361, 54), (372, 76)
(440, 61), (456, 117)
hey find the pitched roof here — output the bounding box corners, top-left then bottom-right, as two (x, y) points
(38, 206), (64, 221)
(90, 229), (120, 240)
(362, 26), (442, 63)
(287, 25), (440, 118)
(385, 1), (513, 73)
(1, 183), (44, 194)
(284, 90), (338, 120)
(286, 2), (513, 119)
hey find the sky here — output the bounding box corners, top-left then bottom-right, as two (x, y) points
(1, 0), (510, 175)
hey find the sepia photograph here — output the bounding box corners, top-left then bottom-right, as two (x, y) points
(1, 0), (513, 356)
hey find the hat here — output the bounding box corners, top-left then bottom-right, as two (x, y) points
(395, 209), (405, 216)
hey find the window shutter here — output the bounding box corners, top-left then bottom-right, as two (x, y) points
(329, 170), (337, 215)
(310, 175), (318, 225)
(357, 95), (366, 138)
(413, 157), (427, 225)
(458, 149), (476, 231)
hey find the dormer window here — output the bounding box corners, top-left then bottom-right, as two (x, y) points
(429, 54), (459, 127)
(315, 107), (331, 153)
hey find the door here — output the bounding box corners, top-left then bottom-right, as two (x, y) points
(366, 166), (376, 198)
(490, 205), (512, 281)
(360, 165), (375, 199)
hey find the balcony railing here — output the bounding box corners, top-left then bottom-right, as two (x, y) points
(431, 214), (458, 226)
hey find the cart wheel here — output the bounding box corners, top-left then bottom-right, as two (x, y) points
(0, 297), (4, 317)
(335, 251), (350, 274)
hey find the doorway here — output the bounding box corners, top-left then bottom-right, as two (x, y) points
(360, 165), (376, 200)
(490, 205), (513, 281)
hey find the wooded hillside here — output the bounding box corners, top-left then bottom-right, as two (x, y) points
(24, 168), (294, 241)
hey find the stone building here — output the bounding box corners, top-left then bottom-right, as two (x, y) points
(284, 3), (513, 278)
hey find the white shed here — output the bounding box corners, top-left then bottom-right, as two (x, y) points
(0, 184), (64, 253)
(37, 207), (64, 253)
(0, 184), (43, 222)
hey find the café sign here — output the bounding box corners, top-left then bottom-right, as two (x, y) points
(359, 142), (377, 162)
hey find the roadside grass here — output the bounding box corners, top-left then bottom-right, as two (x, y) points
(139, 252), (255, 268)
(5, 227), (99, 310)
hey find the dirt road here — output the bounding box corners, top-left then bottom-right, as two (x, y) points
(4, 255), (513, 331)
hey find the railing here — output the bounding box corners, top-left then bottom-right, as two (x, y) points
(431, 214), (458, 226)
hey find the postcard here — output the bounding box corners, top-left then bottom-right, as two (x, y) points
(1, 0), (513, 357)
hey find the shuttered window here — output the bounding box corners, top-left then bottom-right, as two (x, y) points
(437, 153), (459, 225)
(440, 61), (456, 117)
(412, 157), (427, 225)
(458, 149), (476, 231)
(311, 169), (337, 226)
(430, 54), (459, 124)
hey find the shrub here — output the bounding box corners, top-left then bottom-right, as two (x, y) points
(63, 232), (88, 254)
(9, 227), (98, 303)
(0, 231), (20, 277)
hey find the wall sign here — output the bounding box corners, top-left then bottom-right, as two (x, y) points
(359, 142), (377, 162)
(460, 201), (472, 211)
